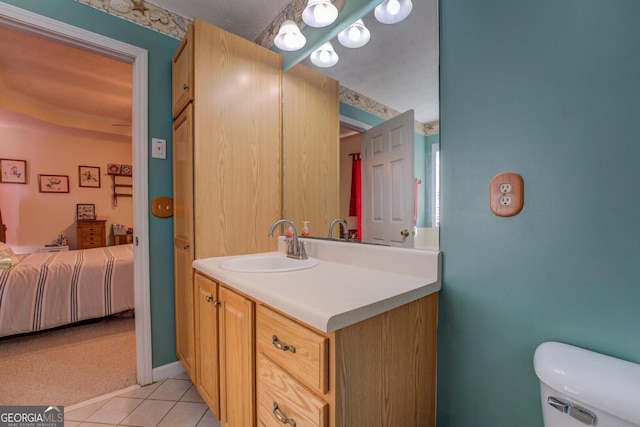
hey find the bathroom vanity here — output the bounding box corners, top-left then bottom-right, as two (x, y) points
(192, 238), (441, 427)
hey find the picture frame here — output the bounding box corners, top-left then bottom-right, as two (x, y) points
(76, 203), (96, 220)
(107, 163), (121, 174)
(0, 158), (27, 184)
(38, 174), (70, 193)
(120, 164), (132, 176)
(79, 165), (101, 188)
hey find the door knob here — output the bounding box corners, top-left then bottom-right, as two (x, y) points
(400, 229), (410, 237)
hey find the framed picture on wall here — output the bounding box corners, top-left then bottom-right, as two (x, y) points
(38, 174), (70, 193)
(79, 165), (100, 188)
(76, 203), (96, 220)
(0, 158), (27, 184)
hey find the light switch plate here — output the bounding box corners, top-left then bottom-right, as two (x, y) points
(152, 138), (166, 159)
(490, 171), (524, 217)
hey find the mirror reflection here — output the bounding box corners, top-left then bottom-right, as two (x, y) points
(287, 0), (439, 250)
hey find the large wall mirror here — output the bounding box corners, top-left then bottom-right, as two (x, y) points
(282, 0), (439, 250)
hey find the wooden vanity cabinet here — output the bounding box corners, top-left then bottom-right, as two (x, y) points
(256, 295), (438, 427)
(194, 268), (438, 427)
(172, 18), (281, 383)
(194, 272), (255, 427)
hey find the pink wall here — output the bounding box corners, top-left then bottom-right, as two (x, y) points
(0, 126), (132, 252)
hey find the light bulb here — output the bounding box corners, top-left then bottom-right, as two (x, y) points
(386, 0), (400, 16)
(374, 0), (412, 24)
(348, 26), (359, 42)
(337, 19), (370, 48)
(302, 0), (338, 28)
(310, 42), (339, 68)
(274, 20), (306, 51)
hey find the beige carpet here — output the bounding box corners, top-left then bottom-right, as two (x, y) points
(0, 315), (137, 406)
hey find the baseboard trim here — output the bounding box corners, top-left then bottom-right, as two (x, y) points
(152, 361), (186, 382)
(65, 384), (141, 412)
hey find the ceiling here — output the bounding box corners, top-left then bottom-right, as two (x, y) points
(0, 0), (438, 141)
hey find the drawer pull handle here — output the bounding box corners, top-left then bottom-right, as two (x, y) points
(272, 335), (296, 353)
(272, 402), (296, 426)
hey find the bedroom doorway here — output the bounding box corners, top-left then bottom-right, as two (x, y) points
(0, 3), (152, 386)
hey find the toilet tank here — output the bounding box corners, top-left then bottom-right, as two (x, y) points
(534, 342), (640, 427)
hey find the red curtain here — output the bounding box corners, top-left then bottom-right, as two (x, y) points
(349, 153), (362, 240)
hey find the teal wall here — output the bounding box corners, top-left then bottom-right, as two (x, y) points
(438, 1), (640, 426)
(1, 0), (180, 367)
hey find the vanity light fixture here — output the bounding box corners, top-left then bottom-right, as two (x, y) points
(374, 0), (413, 24)
(274, 18), (307, 51)
(310, 41), (339, 68)
(337, 19), (371, 48)
(302, 0), (339, 28)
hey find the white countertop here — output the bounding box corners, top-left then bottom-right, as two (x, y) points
(193, 240), (441, 333)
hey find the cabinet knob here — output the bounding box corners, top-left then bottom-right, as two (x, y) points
(272, 402), (296, 426)
(204, 295), (221, 307)
(272, 335), (296, 353)
(183, 83), (189, 90)
(400, 229), (410, 237)
(183, 243), (190, 250)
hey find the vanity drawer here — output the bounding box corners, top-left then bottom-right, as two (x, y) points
(257, 354), (328, 427)
(256, 305), (329, 395)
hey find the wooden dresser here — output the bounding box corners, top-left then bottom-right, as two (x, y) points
(76, 220), (106, 249)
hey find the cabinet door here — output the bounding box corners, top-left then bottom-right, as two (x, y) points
(219, 286), (255, 427)
(195, 273), (220, 418)
(172, 24), (193, 118)
(173, 105), (195, 378)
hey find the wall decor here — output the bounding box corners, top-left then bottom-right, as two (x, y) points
(79, 165), (101, 188)
(107, 163), (121, 174)
(76, 203), (96, 220)
(0, 159), (27, 184)
(120, 164), (132, 176)
(38, 175), (70, 193)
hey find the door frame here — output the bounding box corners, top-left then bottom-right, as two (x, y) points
(0, 3), (153, 384)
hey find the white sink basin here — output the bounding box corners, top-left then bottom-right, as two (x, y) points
(220, 253), (319, 273)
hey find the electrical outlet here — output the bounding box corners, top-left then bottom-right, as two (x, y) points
(499, 196), (512, 206)
(490, 172), (524, 217)
(499, 183), (512, 193)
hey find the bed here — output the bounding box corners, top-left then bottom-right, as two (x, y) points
(0, 242), (134, 338)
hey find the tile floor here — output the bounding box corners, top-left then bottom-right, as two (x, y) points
(64, 374), (221, 427)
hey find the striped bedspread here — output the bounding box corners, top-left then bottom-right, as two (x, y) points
(0, 244), (134, 338)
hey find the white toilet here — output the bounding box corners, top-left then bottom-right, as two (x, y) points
(534, 341), (640, 426)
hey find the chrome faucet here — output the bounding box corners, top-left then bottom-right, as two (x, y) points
(268, 219), (307, 260)
(328, 218), (348, 240)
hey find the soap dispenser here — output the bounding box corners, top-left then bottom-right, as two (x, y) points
(302, 221), (310, 237)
